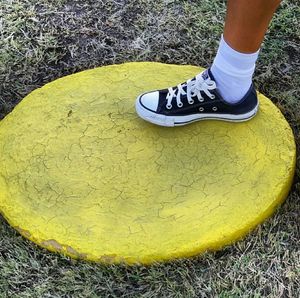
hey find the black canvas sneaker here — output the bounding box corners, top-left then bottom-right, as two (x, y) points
(135, 68), (259, 127)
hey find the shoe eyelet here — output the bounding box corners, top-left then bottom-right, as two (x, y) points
(188, 100), (194, 104)
(199, 98), (204, 102)
(212, 106), (218, 112)
(177, 102), (183, 108)
(211, 94), (216, 99)
(166, 104), (172, 110)
(199, 107), (204, 112)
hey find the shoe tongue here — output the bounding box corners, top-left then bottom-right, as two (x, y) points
(181, 75), (201, 93)
(202, 70), (209, 80)
(204, 68), (216, 82)
(176, 71), (211, 93)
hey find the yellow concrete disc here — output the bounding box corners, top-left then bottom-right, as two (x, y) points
(0, 62), (296, 265)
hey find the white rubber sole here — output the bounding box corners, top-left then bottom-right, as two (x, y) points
(135, 95), (259, 127)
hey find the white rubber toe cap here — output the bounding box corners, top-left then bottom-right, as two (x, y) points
(139, 91), (159, 112)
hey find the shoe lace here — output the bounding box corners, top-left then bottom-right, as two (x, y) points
(166, 73), (216, 109)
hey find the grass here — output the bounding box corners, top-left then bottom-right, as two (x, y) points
(0, 0), (299, 297)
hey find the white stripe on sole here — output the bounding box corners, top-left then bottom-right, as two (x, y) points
(135, 96), (259, 127)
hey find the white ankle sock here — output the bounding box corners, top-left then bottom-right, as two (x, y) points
(211, 35), (260, 104)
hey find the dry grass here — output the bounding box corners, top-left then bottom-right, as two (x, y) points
(0, 0), (299, 297)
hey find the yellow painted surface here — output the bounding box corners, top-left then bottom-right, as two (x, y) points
(0, 62), (296, 265)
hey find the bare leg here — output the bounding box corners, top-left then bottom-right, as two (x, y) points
(224, 0), (282, 53)
(135, 0), (283, 126)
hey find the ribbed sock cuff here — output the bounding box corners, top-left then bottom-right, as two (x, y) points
(212, 35), (260, 78)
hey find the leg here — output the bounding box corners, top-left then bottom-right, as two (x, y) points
(224, 0), (282, 53)
(135, 0), (282, 127)
(211, 0), (282, 103)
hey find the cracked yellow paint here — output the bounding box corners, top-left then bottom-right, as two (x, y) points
(0, 62), (296, 265)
